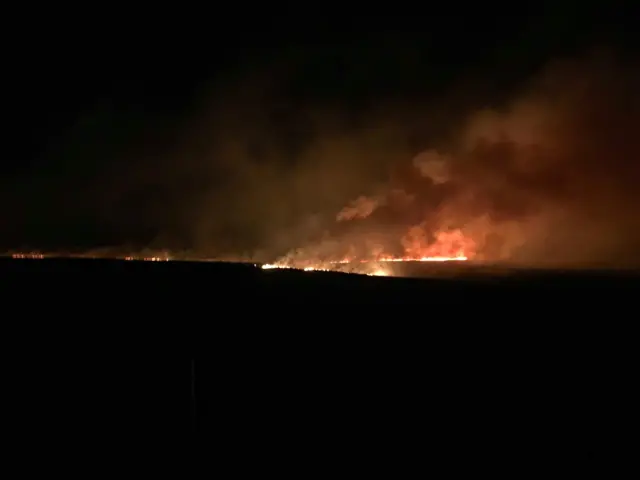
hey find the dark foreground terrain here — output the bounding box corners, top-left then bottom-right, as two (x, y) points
(2, 258), (638, 472)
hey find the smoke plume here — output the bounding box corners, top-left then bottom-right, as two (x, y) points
(300, 51), (640, 267)
(4, 49), (640, 268)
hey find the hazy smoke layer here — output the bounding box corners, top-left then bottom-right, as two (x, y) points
(273, 51), (640, 267)
(4, 50), (640, 267)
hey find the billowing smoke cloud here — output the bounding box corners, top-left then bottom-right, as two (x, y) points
(4, 49), (639, 268)
(321, 51), (640, 267)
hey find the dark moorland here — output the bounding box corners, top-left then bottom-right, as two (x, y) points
(2, 258), (637, 469)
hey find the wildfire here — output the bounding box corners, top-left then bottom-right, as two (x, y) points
(261, 254), (468, 276)
(261, 227), (473, 276)
(123, 256), (170, 262)
(11, 253), (45, 259)
(375, 256), (468, 263)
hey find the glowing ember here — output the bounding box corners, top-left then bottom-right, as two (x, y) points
(123, 256), (170, 262)
(11, 253), (45, 259)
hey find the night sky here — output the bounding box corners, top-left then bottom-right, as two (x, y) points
(3, 3), (640, 265)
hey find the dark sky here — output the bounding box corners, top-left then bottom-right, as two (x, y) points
(3, 3), (640, 264)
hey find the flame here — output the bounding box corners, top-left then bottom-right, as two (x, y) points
(7, 252), (172, 261)
(401, 228), (474, 260)
(261, 254), (468, 276)
(378, 256), (467, 262)
(261, 227), (472, 276)
(11, 253), (45, 259)
(123, 256), (170, 262)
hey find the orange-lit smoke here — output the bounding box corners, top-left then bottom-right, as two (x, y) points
(19, 49), (638, 269)
(401, 228), (475, 259)
(266, 51), (640, 269)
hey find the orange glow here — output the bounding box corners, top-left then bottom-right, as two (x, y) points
(123, 256), (170, 262)
(261, 253), (468, 275)
(262, 227), (473, 275)
(11, 253), (44, 259)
